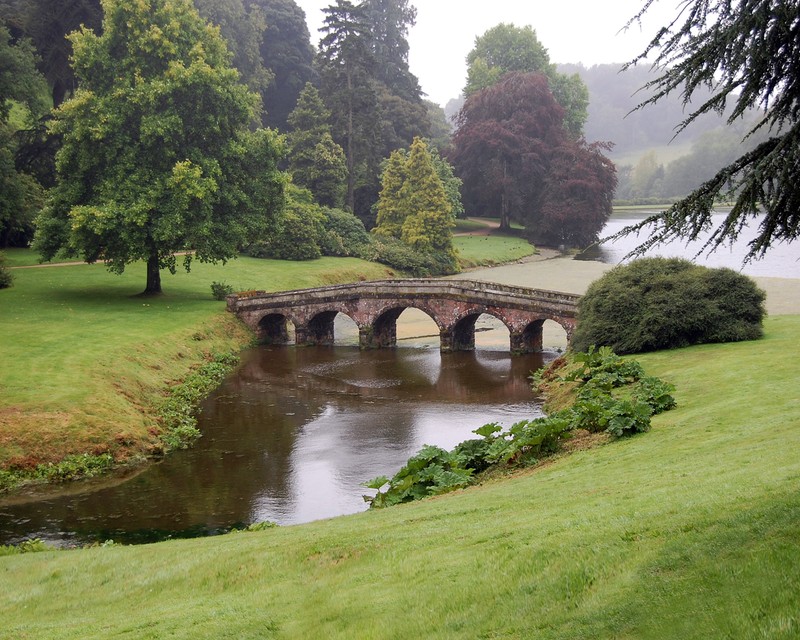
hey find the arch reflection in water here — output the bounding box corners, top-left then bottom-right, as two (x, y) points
(0, 343), (555, 546)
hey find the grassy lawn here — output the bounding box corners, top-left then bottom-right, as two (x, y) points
(1, 316), (798, 638)
(454, 235), (535, 268)
(0, 253), (397, 468)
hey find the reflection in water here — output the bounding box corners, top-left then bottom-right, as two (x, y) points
(579, 210), (800, 279)
(0, 343), (552, 546)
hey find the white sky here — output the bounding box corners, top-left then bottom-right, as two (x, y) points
(294, 0), (682, 106)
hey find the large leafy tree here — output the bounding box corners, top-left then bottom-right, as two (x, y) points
(464, 23), (589, 137)
(249, 0), (315, 130)
(451, 72), (566, 231)
(452, 72), (614, 246)
(536, 140), (617, 247)
(618, 0), (800, 260)
(34, 0), (285, 294)
(0, 21), (50, 247)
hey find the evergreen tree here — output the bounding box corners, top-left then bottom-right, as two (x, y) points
(250, 0), (316, 130)
(372, 147), (407, 239)
(287, 83), (347, 208)
(34, 0), (285, 294)
(617, 0), (800, 260)
(316, 0), (382, 219)
(374, 137), (456, 268)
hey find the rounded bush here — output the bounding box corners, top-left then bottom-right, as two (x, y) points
(572, 257), (766, 354)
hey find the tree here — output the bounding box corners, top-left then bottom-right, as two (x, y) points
(464, 23), (588, 137)
(451, 72), (566, 231)
(536, 140), (617, 247)
(33, 0), (285, 294)
(193, 0), (273, 109)
(250, 0), (315, 130)
(316, 0), (382, 218)
(617, 0), (800, 261)
(286, 82), (347, 207)
(374, 137), (457, 269)
(17, 0), (103, 107)
(0, 22), (50, 247)
(362, 0), (420, 102)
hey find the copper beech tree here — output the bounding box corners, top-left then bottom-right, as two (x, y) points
(451, 71), (616, 248)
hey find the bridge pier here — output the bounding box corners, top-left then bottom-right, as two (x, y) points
(257, 314), (291, 345)
(510, 324), (544, 355)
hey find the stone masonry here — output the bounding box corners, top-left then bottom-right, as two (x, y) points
(226, 279), (580, 354)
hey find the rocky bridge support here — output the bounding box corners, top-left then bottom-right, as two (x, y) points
(226, 279), (580, 354)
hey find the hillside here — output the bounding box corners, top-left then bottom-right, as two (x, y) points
(2, 315), (798, 639)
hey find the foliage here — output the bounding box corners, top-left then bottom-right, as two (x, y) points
(32, 0), (285, 294)
(319, 206), (372, 257)
(364, 235), (454, 277)
(373, 137), (458, 271)
(193, 0), (273, 109)
(451, 72), (562, 231)
(535, 139), (617, 247)
(367, 348), (675, 508)
(247, 0), (316, 129)
(364, 444), (474, 508)
(158, 351), (239, 451)
(614, 0), (800, 261)
(244, 184), (325, 261)
(0, 23), (49, 247)
(0, 251), (12, 288)
(0, 538), (49, 556)
(12, 0), (103, 107)
(572, 258), (767, 354)
(210, 281), (234, 300)
(464, 23), (588, 137)
(286, 83), (348, 208)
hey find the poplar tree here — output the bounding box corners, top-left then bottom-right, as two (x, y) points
(33, 0), (285, 294)
(373, 147), (408, 239)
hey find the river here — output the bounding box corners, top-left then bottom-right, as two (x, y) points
(1, 209), (797, 546)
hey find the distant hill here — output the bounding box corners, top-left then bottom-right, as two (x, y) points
(559, 63), (733, 157)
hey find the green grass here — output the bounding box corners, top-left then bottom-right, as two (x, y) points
(0, 254), (397, 467)
(454, 235), (535, 268)
(1, 316), (798, 638)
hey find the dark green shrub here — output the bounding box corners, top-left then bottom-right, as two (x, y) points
(364, 236), (459, 277)
(243, 185), (325, 260)
(0, 252), (12, 289)
(319, 207), (371, 257)
(572, 257), (766, 354)
(210, 281), (234, 300)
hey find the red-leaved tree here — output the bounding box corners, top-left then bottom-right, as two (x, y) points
(450, 71), (616, 247)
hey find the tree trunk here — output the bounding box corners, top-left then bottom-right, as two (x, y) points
(499, 160), (511, 230)
(144, 253), (162, 295)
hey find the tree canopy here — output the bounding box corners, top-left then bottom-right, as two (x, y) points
(33, 0), (285, 294)
(616, 0), (800, 261)
(451, 71), (615, 246)
(464, 23), (588, 137)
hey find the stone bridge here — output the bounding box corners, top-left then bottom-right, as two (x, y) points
(225, 279), (580, 354)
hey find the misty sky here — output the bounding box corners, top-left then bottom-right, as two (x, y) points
(294, 0), (682, 106)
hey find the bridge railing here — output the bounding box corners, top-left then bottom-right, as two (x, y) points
(226, 279), (580, 313)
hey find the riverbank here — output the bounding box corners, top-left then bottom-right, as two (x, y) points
(3, 315), (799, 638)
(0, 255), (398, 490)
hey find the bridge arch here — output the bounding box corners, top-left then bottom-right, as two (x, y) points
(257, 312), (294, 345)
(363, 304), (441, 349)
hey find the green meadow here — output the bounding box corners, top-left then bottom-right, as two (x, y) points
(1, 315), (798, 638)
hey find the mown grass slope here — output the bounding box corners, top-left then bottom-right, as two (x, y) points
(2, 316), (798, 639)
(0, 253), (397, 468)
